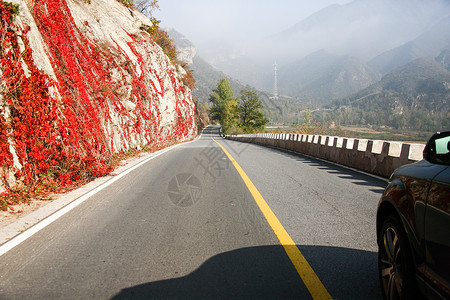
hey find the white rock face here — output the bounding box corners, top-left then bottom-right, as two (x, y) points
(177, 45), (196, 65)
(0, 0), (197, 191)
(166, 28), (197, 65)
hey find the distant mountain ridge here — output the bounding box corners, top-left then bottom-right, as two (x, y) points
(166, 28), (248, 103)
(369, 15), (450, 75)
(271, 0), (449, 62)
(205, 0), (450, 105)
(165, 0), (450, 130)
(436, 49), (450, 71)
(277, 50), (381, 104)
(167, 29), (310, 124)
(329, 52), (450, 130)
(378, 57), (450, 98)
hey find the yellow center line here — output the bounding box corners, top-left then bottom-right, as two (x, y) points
(213, 138), (332, 300)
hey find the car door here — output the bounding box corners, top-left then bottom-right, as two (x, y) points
(423, 133), (450, 295)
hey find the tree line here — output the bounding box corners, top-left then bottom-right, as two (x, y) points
(209, 78), (268, 134)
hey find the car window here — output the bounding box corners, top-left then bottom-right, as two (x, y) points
(435, 136), (450, 155)
(431, 135), (450, 165)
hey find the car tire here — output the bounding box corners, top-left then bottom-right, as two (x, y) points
(378, 215), (419, 300)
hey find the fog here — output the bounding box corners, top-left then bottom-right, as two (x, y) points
(150, 0), (450, 93)
(153, 0), (353, 56)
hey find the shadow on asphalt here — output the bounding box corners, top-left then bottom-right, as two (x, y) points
(252, 145), (387, 194)
(111, 245), (381, 300)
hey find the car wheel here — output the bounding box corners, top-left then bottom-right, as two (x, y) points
(378, 215), (418, 300)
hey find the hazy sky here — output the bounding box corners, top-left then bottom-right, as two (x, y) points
(153, 0), (353, 50)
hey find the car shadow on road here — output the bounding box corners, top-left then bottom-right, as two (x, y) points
(111, 245), (381, 300)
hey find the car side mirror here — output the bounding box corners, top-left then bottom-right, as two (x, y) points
(423, 137), (434, 161)
(423, 131), (450, 165)
(423, 148), (430, 161)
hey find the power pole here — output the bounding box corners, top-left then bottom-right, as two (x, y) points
(273, 61), (279, 100)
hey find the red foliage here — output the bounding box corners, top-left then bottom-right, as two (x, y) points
(0, 0), (197, 207)
(1, 3), (65, 191)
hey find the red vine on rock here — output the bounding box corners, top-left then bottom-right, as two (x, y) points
(1, 1), (66, 208)
(0, 0), (196, 210)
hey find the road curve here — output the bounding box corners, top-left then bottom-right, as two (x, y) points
(0, 125), (384, 299)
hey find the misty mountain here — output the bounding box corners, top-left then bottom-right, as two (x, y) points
(378, 56), (450, 99)
(190, 55), (248, 103)
(272, 0), (449, 62)
(277, 50), (381, 104)
(205, 0), (450, 100)
(356, 55), (450, 101)
(166, 29), (247, 103)
(436, 49), (450, 72)
(369, 15), (450, 75)
(165, 0), (450, 129)
(328, 53), (450, 130)
(167, 29), (313, 124)
(167, 29), (196, 65)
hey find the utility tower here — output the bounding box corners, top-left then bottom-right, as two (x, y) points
(273, 61), (279, 100)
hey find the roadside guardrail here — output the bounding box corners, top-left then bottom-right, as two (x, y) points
(226, 133), (425, 178)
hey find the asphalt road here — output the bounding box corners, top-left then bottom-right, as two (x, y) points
(0, 125), (385, 299)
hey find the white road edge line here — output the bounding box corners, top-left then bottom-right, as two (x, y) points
(0, 138), (197, 258)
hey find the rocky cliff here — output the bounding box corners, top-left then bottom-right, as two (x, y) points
(0, 0), (197, 195)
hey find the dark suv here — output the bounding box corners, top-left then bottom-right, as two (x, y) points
(376, 131), (450, 299)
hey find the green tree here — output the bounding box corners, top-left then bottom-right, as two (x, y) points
(208, 78), (239, 134)
(220, 99), (239, 134)
(238, 88), (268, 132)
